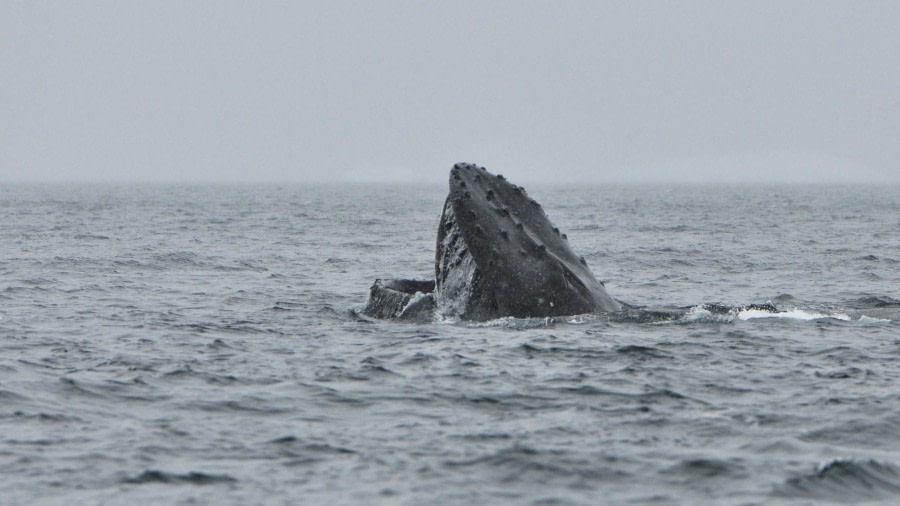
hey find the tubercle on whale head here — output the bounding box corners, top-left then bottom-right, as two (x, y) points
(447, 163), (568, 252)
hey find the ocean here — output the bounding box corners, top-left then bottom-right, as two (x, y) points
(1, 181), (899, 505)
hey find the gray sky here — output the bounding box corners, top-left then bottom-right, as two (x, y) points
(2, 1), (899, 183)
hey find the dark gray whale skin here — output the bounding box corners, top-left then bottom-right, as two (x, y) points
(361, 163), (622, 321)
(361, 279), (435, 322)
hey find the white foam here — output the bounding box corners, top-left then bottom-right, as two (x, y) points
(680, 305), (736, 323)
(857, 315), (892, 324)
(433, 314), (460, 325)
(466, 316), (557, 329)
(400, 291), (429, 310)
(737, 308), (851, 321)
(565, 314), (601, 325)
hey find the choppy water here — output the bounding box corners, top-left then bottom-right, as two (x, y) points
(1, 181), (899, 505)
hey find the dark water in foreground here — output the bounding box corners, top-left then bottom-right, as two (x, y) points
(1, 182), (899, 505)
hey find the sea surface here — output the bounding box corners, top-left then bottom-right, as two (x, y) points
(1, 181), (899, 505)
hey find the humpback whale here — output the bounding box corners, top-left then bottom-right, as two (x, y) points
(361, 163), (622, 322)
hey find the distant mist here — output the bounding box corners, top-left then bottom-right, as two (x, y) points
(341, 151), (898, 185)
(2, 2), (898, 184)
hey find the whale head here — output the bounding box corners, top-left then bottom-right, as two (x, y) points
(434, 163), (621, 320)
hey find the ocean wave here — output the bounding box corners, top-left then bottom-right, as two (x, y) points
(778, 458), (900, 501)
(665, 457), (747, 480)
(443, 445), (631, 482)
(123, 470), (236, 485)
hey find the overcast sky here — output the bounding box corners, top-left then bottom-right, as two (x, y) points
(2, 1), (898, 183)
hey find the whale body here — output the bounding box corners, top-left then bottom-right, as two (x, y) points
(362, 163), (622, 321)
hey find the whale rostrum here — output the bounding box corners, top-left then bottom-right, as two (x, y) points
(362, 163), (622, 321)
